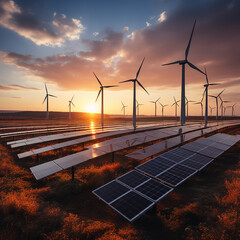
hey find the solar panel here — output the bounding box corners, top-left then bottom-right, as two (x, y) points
(156, 171), (183, 187)
(198, 146), (224, 158)
(160, 151), (186, 163)
(135, 179), (173, 202)
(181, 142), (207, 152)
(210, 142), (230, 151)
(186, 153), (213, 165)
(156, 164), (197, 187)
(180, 158), (206, 171)
(194, 138), (213, 146)
(136, 157), (176, 177)
(110, 191), (154, 222)
(117, 170), (150, 188)
(30, 161), (63, 180)
(93, 180), (130, 204)
(170, 148), (195, 158)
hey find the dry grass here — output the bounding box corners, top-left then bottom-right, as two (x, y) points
(0, 123), (240, 240)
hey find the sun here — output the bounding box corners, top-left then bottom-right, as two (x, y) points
(85, 104), (97, 113)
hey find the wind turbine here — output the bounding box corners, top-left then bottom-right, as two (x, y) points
(219, 96), (230, 119)
(230, 103), (237, 117)
(209, 89), (225, 120)
(185, 97), (195, 118)
(150, 97), (160, 117)
(121, 101), (127, 116)
(93, 72), (118, 127)
(194, 94), (204, 118)
(163, 20), (205, 125)
(119, 58), (149, 130)
(209, 106), (215, 116)
(172, 96), (180, 118)
(136, 100), (143, 116)
(203, 66), (218, 127)
(42, 83), (57, 120)
(68, 95), (75, 120)
(159, 102), (168, 117)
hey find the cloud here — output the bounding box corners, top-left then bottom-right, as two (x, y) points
(146, 22), (151, 27)
(0, 0), (239, 98)
(0, 0), (85, 46)
(157, 11), (167, 23)
(0, 84), (40, 91)
(122, 26), (129, 33)
(93, 32), (99, 36)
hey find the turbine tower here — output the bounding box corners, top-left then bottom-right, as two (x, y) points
(185, 97), (195, 118)
(121, 101), (127, 116)
(209, 106), (215, 116)
(203, 67), (218, 127)
(136, 100), (143, 116)
(119, 58), (149, 130)
(219, 96), (230, 119)
(150, 97), (160, 117)
(68, 95), (75, 120)
(163, 20), (205, 125)
(194, 94), (204, 118)
(159, 102), (168, 117)
(93, 72), (117, 127)
(42, 83), (57, 120)
(209, 89), (225, 120)
(172, 96), (180, 118)
(230, 103), (237, 117)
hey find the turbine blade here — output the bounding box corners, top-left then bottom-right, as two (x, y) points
(136, 57), (145, 80)
(204, 66), (209, 84)
(209, 83), (219, 86)
(173, 96), (177, 103)
(71, 95), (74, 102)
(49, 94), (57, 98)
(187, 61), (205, 75)
(137, 80), (149, 95)
(209, 95), (216, 98)
(162, 60), (180, 66)
(156, 97), (161, 102)
(42, 95), (47, 104)
(150, 101), (155, 103)
(45, 83), (48, 94)
(93, 72), (102, 86)
(103, 85), (118, 88)
(217, 89), (225, 97)
(72, 102), (75, 107)
(185, 20), (196, 59)
(119, 79), (134, 83)
(95, 89), (102, 102)
(171, 102), (175, 107)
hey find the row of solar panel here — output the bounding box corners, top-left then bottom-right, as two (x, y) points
(18, 123), (198, 158)
(29, 124), (206, 179)
(126, 123), (238, 160)
(93, 132), (240, 222)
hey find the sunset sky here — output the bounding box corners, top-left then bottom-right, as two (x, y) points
(0, 0), (239, 116)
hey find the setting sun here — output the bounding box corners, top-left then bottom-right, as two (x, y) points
(85, 104), (97, 113)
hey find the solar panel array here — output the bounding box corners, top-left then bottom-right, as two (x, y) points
(93, 170), (172, 221)
(93, 132), (240, 221)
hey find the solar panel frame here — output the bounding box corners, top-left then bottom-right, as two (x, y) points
(156, 164), (197, 187)
(116, 170), (151, 189)
(181, 141), (207, 152)
(93, 180), (131, 204)
(109, 190), (155, 222)
(169, 147), (195, 158)
(135, 178), (173, 202)
(197, 146), (224, 158)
